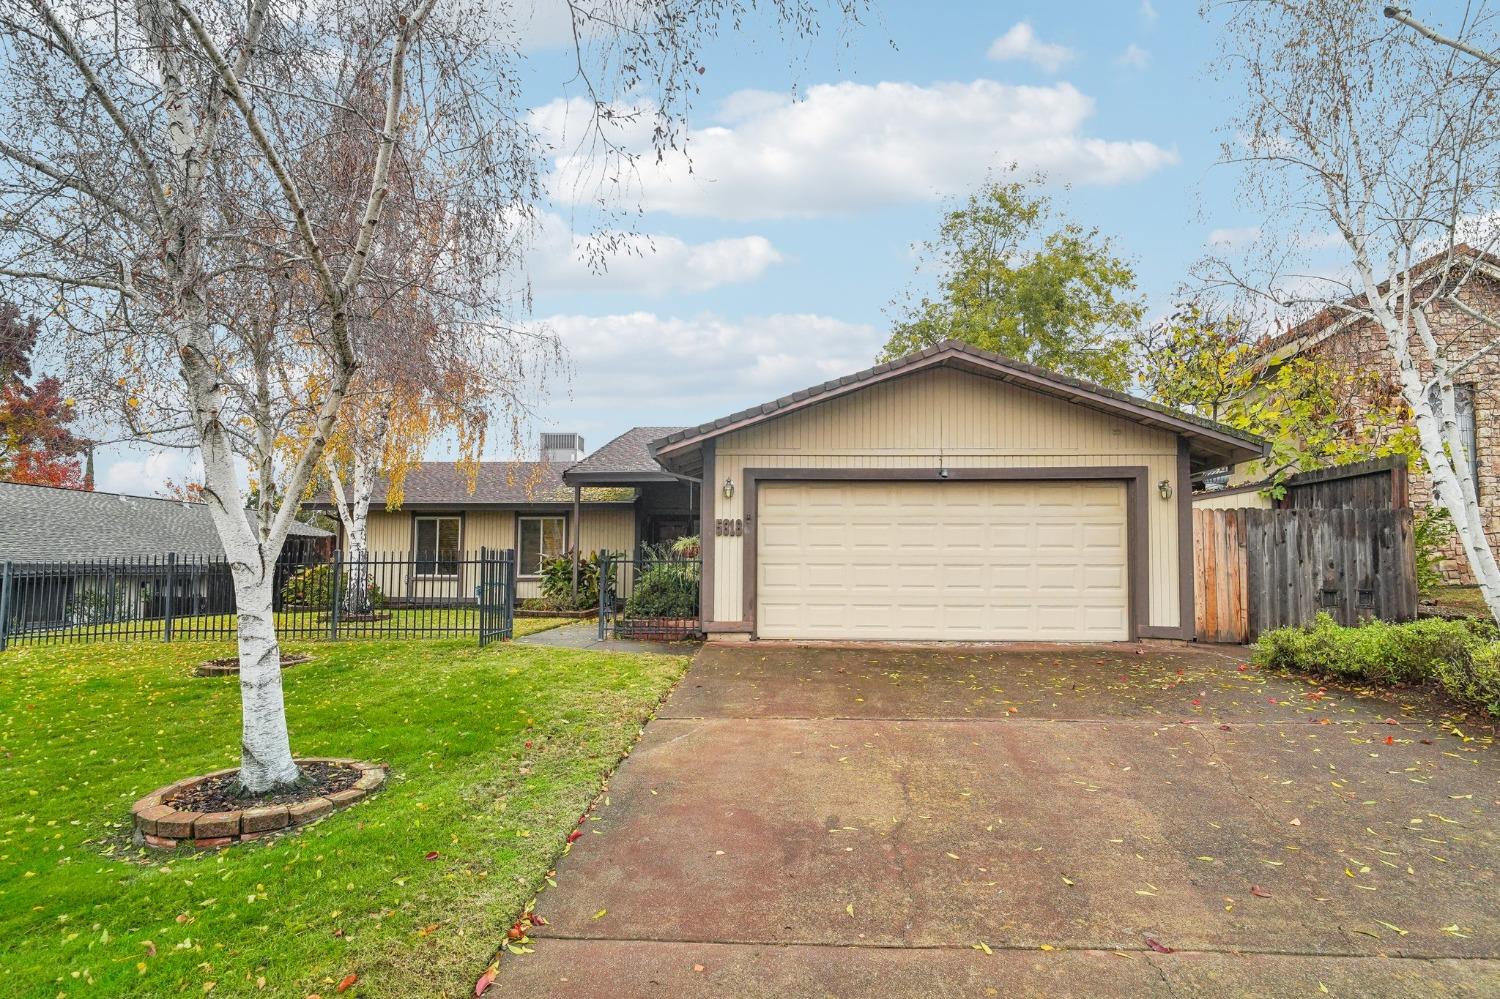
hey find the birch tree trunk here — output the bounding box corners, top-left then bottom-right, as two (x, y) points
(232, 566), (301, 790)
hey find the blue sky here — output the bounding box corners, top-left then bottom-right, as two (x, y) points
(98, 0), (1263, 495)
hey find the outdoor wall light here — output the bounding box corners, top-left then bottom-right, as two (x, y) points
(723, 477), (735, 500)
(1158, 479), (1174, 500)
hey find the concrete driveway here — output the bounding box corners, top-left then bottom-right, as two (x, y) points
(502, 643), (1500, 997)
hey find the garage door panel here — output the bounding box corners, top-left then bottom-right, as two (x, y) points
(757, 480), (1130, 641)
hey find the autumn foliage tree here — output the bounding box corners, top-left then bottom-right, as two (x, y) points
(1136, 304), (1417, 494)
(0, 299), (88, 488)
(0, 0), (863, 794)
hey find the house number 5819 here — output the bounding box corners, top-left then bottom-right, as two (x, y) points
(715, 518), (743, 537)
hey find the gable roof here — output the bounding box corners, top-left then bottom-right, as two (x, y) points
(650, 339), (1267, 473)
(1251, 244), (1500, 365)
(307, 461), (638, 510)
(562, 426), (687, 485)
(0, 481), (329, 562)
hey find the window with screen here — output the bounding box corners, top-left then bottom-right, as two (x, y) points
(414, 516), (461, 576)
(519, 516), (567, 576)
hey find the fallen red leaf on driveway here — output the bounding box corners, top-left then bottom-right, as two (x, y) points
(1146, 938), (1175, 954)
(1250, 885), (1271, 898)
(475, 963), (498, 996)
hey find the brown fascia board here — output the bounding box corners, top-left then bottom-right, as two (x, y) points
(649, 341), (1266, 470)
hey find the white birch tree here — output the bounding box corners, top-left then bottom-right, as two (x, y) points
(1206, 0), (1500, 622)
(0, 0), (863, 792)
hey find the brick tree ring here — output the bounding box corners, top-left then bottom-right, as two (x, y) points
(131, 758), (387, 849)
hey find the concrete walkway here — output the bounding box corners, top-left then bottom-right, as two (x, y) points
(515, 620), (700, 656)
(501, 642), (1500, 997)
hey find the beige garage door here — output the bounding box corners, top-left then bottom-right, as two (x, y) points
(756, 479), (1130, 641)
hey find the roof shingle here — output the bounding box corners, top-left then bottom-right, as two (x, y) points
(0, 481), (329, 562)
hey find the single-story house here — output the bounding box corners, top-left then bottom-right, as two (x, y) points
(303, 446), (698, 602)
(0, 480), (332, 628)
(317, 340), (1264, 641)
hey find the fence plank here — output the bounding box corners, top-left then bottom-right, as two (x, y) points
(1195, 507), (1417, 643)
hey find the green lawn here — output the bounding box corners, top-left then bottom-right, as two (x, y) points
(7, 611), (577, 646)
(1426, 584), (1492, 618)
(0, 635), (687, 997)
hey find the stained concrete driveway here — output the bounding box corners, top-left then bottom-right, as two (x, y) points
(502, 643), (1500, 997)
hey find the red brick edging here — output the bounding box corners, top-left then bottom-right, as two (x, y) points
(131, 757), (387, 849)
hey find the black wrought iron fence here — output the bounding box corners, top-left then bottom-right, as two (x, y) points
(0, 548), (516, 649)
(597, 551), (702, 641)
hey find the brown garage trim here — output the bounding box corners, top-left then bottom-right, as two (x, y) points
(741, 467), (1155, 641)
(700, 439), (716, 628)
(1174, 438), (1195, 642)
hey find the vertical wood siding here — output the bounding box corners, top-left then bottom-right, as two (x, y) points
(709, 367), (1183, 629)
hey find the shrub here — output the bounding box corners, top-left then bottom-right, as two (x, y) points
(623, 543), (700, 619)
(1435, 644), (1500, 718)
(1414, 506), (1456, 595)
(1253, 612), (1500, 716)
(539, 550), (601, 610)
(279, 563), (383, 609)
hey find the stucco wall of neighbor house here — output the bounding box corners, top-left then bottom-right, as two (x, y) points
(358, 507), (635, 602)
(1265, 276), (1500, 584)
(706, 366), (1185, 632)
(1192, 488), (1275, 511)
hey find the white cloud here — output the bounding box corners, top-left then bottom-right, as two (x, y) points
(1207, 225), (1262, 251)
(539, 311), (882, 416)
(99, 448), (202, 497)
(526, 212), (783, 295)
(986, 22), (1074, 72)
(1140, 0), (1158, 22)
(536, 80), (1178, 220)
(1118, 44), (1151, 70)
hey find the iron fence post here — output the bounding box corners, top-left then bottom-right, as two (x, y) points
(163, 553), (176, 643)
(328, 548), (343, 640)
(0, 561), (12, 652)
(597, 551), (610, 641)
(504, 547), (517, 639)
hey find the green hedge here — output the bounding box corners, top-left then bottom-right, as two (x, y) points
(1253, 612), (1500, 716)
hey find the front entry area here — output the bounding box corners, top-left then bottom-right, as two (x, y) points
(755, 479), (1130, 642)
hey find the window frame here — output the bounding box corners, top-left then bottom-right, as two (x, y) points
(517, 514), (568, 579)
(412, 514), (463, 577)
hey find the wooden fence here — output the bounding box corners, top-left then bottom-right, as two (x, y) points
(1193, 507), (1417, 644)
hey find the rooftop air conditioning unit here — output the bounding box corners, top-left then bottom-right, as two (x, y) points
(540, 432), (585, 463)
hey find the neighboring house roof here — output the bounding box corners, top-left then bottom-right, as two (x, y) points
(1250, 244), (1500, 366)
(562, 426), (688, 485)
(650, 339), (1268, 473)
(0, 481), (329, 563)
(307, 461), (639, 511)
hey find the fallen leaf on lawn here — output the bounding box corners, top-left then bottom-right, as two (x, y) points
(1145, 938), (1175, 954)
(425, 851), (440, 861)
(335, 974), (358, 993)
(142, 940), (157, 957)
(474, 962), (498, 996)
